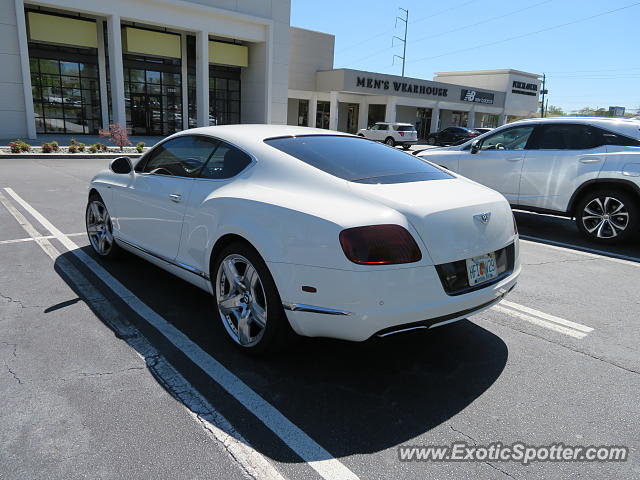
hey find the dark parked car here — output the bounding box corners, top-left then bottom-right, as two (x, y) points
(426, 126), (479, 146)
(473, 127), (494, 134)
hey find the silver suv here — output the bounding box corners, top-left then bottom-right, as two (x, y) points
(417, 117), (640, 243)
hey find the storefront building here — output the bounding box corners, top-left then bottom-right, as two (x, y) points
(1, 0), (289, 139)
(1, 0), (540, 140)
(287, 27), (542, 137)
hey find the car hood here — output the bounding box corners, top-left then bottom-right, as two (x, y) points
(348, 178), (515, 264)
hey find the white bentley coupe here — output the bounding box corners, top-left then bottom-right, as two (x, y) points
(86, 125), (520, 353)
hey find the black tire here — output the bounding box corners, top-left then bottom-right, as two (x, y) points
(575, 188), (639, 244)
(384, 137), (395, 147)
(427, 136), (437, 146)
(402, 144), (411, 150)
(211, 241), (296, 355)
(86, 193), (122, 259)
(357, 133), (365, 137)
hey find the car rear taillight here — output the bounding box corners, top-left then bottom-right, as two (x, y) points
(398, 131), (405, 136)
(339, 224), (422, 265)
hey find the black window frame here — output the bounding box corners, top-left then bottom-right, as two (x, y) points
(477, 125), (537, 151)
(135, 134), (254, 180)
(526, 123), (601, 151)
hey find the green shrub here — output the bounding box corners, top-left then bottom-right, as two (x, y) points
(89, 143), (98, 153)
(50, 140), (59, 152)
(9, 140), (30, 153)
(96, 142), (108, 152)
(77, 142), (85, 152)
(41, 142), (53, 153)
(68, 144), (78, 154)
(136, 141), (145, 153)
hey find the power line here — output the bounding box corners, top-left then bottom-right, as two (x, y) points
(342, 0), (552, 70)
(408, 1), (640, 64)
(408, 0), (552, 45)
(335, 0), (480, 54)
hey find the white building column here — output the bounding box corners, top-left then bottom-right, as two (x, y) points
(15, 0), (36, 139)
(106, 15), (126, 128)
(467, 107), (476, 129)
(329, 91), (339, 131)
(385, 96), (397, 123)
(430, 106), (440, 133)
(196, 31), (210, 127)
(307, 94), (317, 128)
(180, 33), (189, 130)
(96, 20), (109, 129)
(357, 98), (368, 131)
(498, 111), (507, 126)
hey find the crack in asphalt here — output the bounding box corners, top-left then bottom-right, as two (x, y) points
(522, 258), (597, 266)
(449, 425), (477, 445)
(77, 366), (146, 378)
(486, 317), (640, 375)
(4, 362), (22, 384)
(485, 460), (517, 479)
(0, 292), (42, 309)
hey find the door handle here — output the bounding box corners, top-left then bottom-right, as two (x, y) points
(168, 193), (182, 203)
(505, 157), (522, 162)
(580, 157), (603, 164)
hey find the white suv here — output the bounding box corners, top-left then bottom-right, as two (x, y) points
(357, 122), (418, 149)
(417, 117), (640, 243)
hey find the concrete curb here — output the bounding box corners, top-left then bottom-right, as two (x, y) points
(0, 153), (141, 160)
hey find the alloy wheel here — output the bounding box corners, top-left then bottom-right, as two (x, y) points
(216, 254), (268, 347)
(86, 200), (114, 256)
(581, 196), (629, 239)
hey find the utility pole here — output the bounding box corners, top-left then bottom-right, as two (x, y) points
(540, 73), (548, 117)
(392, 8), (408, 77)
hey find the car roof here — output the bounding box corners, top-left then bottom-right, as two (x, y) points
(170, 124), (344, 143)
(510, 116), (640, 139)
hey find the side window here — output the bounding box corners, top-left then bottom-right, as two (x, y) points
(199, 142), (252, 179)
(141, 136), (218, 177)
(591, 127), (640, 147)
(532, 124), (596, 150)
(370, 125), (379, 131)
(479, 126), (535, 151)
(378, 124), (389, 131)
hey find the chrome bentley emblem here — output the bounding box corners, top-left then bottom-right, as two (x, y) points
(474, 212), (491, 224)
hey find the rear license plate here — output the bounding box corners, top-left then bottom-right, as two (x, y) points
(465, 252), (498, 286)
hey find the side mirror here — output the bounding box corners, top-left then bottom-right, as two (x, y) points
(470, 140), (480, 154)
(110, 156), (133, 174)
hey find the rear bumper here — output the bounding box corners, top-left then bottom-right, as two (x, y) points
(268, 254), (520, 342)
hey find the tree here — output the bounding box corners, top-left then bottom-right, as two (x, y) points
(99, 124), (131, 152)
(546, 105), (565, 116)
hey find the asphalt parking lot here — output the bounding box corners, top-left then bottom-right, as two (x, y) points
(1, 157), (639, 480)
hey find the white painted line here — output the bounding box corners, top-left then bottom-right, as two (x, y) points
(0, 232), (84, 245)
(519, 236), (640, 268)
(0, 189), (287, 480)
(492, 305), (588, 339)
(501, 299), (594, 334)
(3, 187), (360, 480)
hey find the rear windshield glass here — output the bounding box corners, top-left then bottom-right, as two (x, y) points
(396, 125), (415, 131)
(265, 135), (452, 184)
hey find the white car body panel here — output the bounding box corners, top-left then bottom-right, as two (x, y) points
(89, 125), (520, 341)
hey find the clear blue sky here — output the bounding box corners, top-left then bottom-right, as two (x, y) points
(291, 0), (640, 114)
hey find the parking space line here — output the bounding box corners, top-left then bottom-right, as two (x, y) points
(3, 187), (360, 480)
(492, 301), (592, 340)
(0, 189), (288, 480)
(519, 236), (640, 267)
(0, 232), (84, 245)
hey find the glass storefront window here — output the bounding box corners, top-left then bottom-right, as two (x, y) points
(316, 101), (330, 129)
(123, 54), (182, 135)
(29, 47), (102, 134)
(208, 65), (241, 125)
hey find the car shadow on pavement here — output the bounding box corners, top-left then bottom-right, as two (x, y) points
(53, 246), (508, 462)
